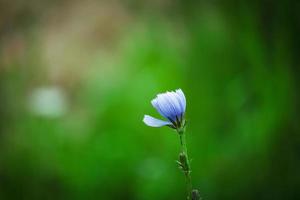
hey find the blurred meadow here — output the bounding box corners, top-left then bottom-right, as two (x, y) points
(0, 0), (300, 199)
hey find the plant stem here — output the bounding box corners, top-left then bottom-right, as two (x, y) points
(179, 131), (193, 199)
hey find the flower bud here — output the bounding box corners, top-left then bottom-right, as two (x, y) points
(178, 152), (189, 172)
(191, 189), (201, 200)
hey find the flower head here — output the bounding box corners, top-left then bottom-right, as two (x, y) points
(143, 89), (186, 130)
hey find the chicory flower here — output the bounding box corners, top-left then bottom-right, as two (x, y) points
(143, 89), (186, 130)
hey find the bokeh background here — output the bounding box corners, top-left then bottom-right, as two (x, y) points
(1, 0), (299, 199)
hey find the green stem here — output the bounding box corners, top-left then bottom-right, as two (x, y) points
(179, 131), (192, 199)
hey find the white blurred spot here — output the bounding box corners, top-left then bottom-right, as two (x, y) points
(28, 86), (67, 118)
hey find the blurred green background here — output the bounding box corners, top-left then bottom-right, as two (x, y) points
(0, 0), (299, 199)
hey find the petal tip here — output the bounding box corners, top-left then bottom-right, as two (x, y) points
(143, 115), (171, 127)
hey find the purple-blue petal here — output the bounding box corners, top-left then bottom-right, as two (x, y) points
(151, 98), (168, 119)
(176, 89), (186, 113)
(143, 115), (172, 127)
(157, 94), (177, 121)
(167, 91), (182, 115)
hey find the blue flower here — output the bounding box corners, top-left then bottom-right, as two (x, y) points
(143, 89), (186, 129)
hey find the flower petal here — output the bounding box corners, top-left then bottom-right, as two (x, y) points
(143, 115), (172, 127)
(151, 98), (168, 119)
(166, 91), (182, 115)
(157, 94), (177, 121)
(175, 89), (186, 113)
